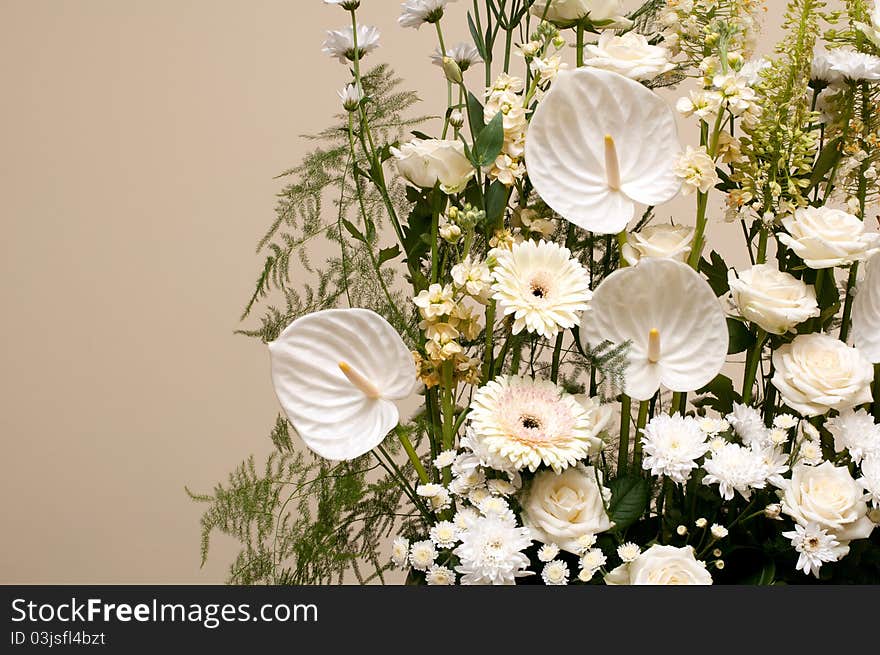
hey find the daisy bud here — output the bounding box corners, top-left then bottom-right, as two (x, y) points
(764, 503), (782, 520)
(695, 518), (708, 529)
(449, 110), (465, 129)
(710, 524), (728, 539)
(676, 525), (688, 536)
(442, 56), (463, 84)
(715, 559), (725, 570)
(713, 548), (722, 558)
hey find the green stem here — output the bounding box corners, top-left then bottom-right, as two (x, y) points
(618, 395), (632, 476)
(576, 23), (585, 67)
(633, 400), (650, 473)
(873, 364), (880, 422)
(742, 329), (768, 405)
(617, 231), (629, 267)
(397, 432), (429, 484)
(550, 332), (564, 384)
(430, 190), (441, 284)
(669, 392), (682, 416)
(756, 226), (769, 265)
(435, 21), (453, 139)
(686, 192), (710, 269)
(840, 263), (859, 343)
(482, 300), (497, 382)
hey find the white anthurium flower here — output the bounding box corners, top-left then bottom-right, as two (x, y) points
(269, 308), (416, 461)
(525, 68), (682, 235)
(579, 258), (728, 401)
(852, 254), (880, 363)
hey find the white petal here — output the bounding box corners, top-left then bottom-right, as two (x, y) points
(579, 258), (728, 400)
(526, 67), (681, 235)
(269, 308), (416, 460)
(853, 254), (880, 362)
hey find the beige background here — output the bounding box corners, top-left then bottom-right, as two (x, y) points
(1, 1), (796, 583)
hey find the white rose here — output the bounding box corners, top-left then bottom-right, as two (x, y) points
(779, 462), (875, 557)
(521, 465), (613, 554)
(390, 139), (474, 194)
(771, 333), (874, 416)
(778, 206), (880, 269)
(728, 264), (820, 334)
(605, 545), (712, 585)
(583, 31), (675, 81)
(621, 224), (694, 266)
(530, 0), (631, 27)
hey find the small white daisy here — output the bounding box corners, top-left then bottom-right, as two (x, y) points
(409, 540), (438, 572)
(617, 543), (641, 563)
(429, 521), (460, 549)
(538, 543), (560, 563)
(468, 486), (491, 506)
(773, 414), (799, 430)
(391, 536), (410, 569)
(431, 41), (483, 71)
(453, 507), (480, 531)
(574, 533), (598, 555)
(825, 47), (880, 81)
(698, 417), (730, 436)
(321, 24), (381, 64)
(487, 478), (517, 497)
(782, 523), (840, 578)
(433, 450), (458, 469)
(580, 548), (607, 579)
(337, 83), (363, 112)
(710, 524), (729, 539)
(478, 496), (513, 520)
(417, 483), (452, 512)
(541, 560), (570, 585)
(695, 518), (708, 529)
(425, 564), (457, 585)
(398, 0), (455, 29)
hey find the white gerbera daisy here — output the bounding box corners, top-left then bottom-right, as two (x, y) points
(782, 523), (841, 578)
(617, 543), (641, 563)
(409, 539), (438, 572)
(429, 521), (460, 549)
(491, 240), (592, 339)
(321, 24), (381, 64)
(431, 42), (483, 71)
(391, 536), (410, 569)
(398, 0), (456, 29)
(469, 375), (605, 473)
(541, 560), (570, 585)
(454, 513), (533, 585)
(425, 564), (457, 585)
(702, 443), (769, 500)
(826, 408), (880, 465)
(640, 415), (709, 484)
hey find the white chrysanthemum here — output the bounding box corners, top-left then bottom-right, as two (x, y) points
(695, 517), (708, 529)
(541, 560), (570, 585)
(580, 548), (607, 579)
(538, 543), (560, 562)
(409, 539), (438, 572)
(454, 513), (533, 585)
(417, 483), (452, 512)
(468, 486), (491, 506)
(710, 524), (729, 539)
(673, 145), (720, 195)
(398, 0), (456, 29)
(859, 455), (880, 508)
(429, 521), (460, 549)
(321, 24), (381, 64)
(487, 478), (517, 497)
(825, 47), (880, 81)
(491, 240), (592, 339)
(478, 496), (514, 522)
(698, 417), (730, 436)
(782, 523), (841, 578)
(425, 564), (457, 585)
(826, 408), (880, 465)
(727, 403), (768, 447)
(768, 428), (789, 446)
(760, 445), (790, 487)
(774, 414), (799, 430)
(453, 507), (480, 531)
(574, 533), (598, 555)
(431, 41), (482, 71)
(798, 439), (824, 466)
(391, 536), (410, 569)
(433, 450), (457, 469)
(641, 415), (709, 484)
(469, 376), (605, 473)
(455, 427), (520, 482)
(617, 543), (641, 563)
(702, 443), (769, 500)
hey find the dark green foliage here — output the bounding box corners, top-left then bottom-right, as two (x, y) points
(608, 476), (651, 531)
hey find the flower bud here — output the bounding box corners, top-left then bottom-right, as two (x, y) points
(764, 503), (782, 520)
(449, 110), (465, 129)
(442, 56), (463, 84)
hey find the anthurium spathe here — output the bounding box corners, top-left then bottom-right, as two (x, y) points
(579, 258), (728, 401)
(852, 254), (880, 363)
(269, 308), (416, 460)
(525, 67), (682, 235)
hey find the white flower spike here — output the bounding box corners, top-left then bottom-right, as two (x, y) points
(579, 258), (728, 401)
(525, 67), (682, 235)
(269, 308), (416, 460)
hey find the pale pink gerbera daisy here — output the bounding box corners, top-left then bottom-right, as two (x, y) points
(469, 375), (606, 473)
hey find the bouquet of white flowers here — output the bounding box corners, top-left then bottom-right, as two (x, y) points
(192, 0), (880, 585)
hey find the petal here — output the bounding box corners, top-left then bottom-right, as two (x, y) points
(852, 254), (880, 363)
(269, 308), (416, 460)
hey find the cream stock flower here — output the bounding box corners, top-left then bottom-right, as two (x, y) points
(779, 462), (875, 558)
(771, 333), (874, 417)
(605, 545), (712, 585)
(583, 31), (675, 81)
(621, 224), (694, 266)
(778, 206), (880, 269)
(728, 264), (820, 334)
(390, 139), (474, 194)
(491, 240), (592, 339)
(521, 465), (613, 554)
(674, 146), (719, 195)
(468, 376), (606, 473)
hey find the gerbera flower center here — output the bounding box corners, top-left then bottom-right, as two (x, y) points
(521, 415), (542, 430)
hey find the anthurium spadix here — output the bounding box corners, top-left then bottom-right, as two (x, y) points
(525, 67), (682, 235)
(852, 254), (880, 363)
(269, 308), (417, 461)
(579, 258), (728, 401)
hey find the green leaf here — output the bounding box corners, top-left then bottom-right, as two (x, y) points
(808, 137), (842, 191)
(410, 130), (433, 141)
(467, 14), (487, 60)
(484, 180), (509, 227)
(693, 374), (741, 415)
(608, 476), (650, 531)
(377, 244), (401, 266)
(471, 111), (504, 167)
(466, 91), (486, 138)
(341, 219), (366, 243)
(700, 251), (730, 297)
(741, 559), (776, 585)
(727, 318), (755, 355)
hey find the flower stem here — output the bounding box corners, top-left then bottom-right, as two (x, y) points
(742, 329), (768, 405)
(576, 24), (585, 68)
(633, 400), (650, 473)
(435, 21), (453, 139)
(397, 431), (429, 484)
(482, 300), (496, 382)
(873, 364), (880, 421)
(618, 395), (632, 476)
(839, 262), (859, 343)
